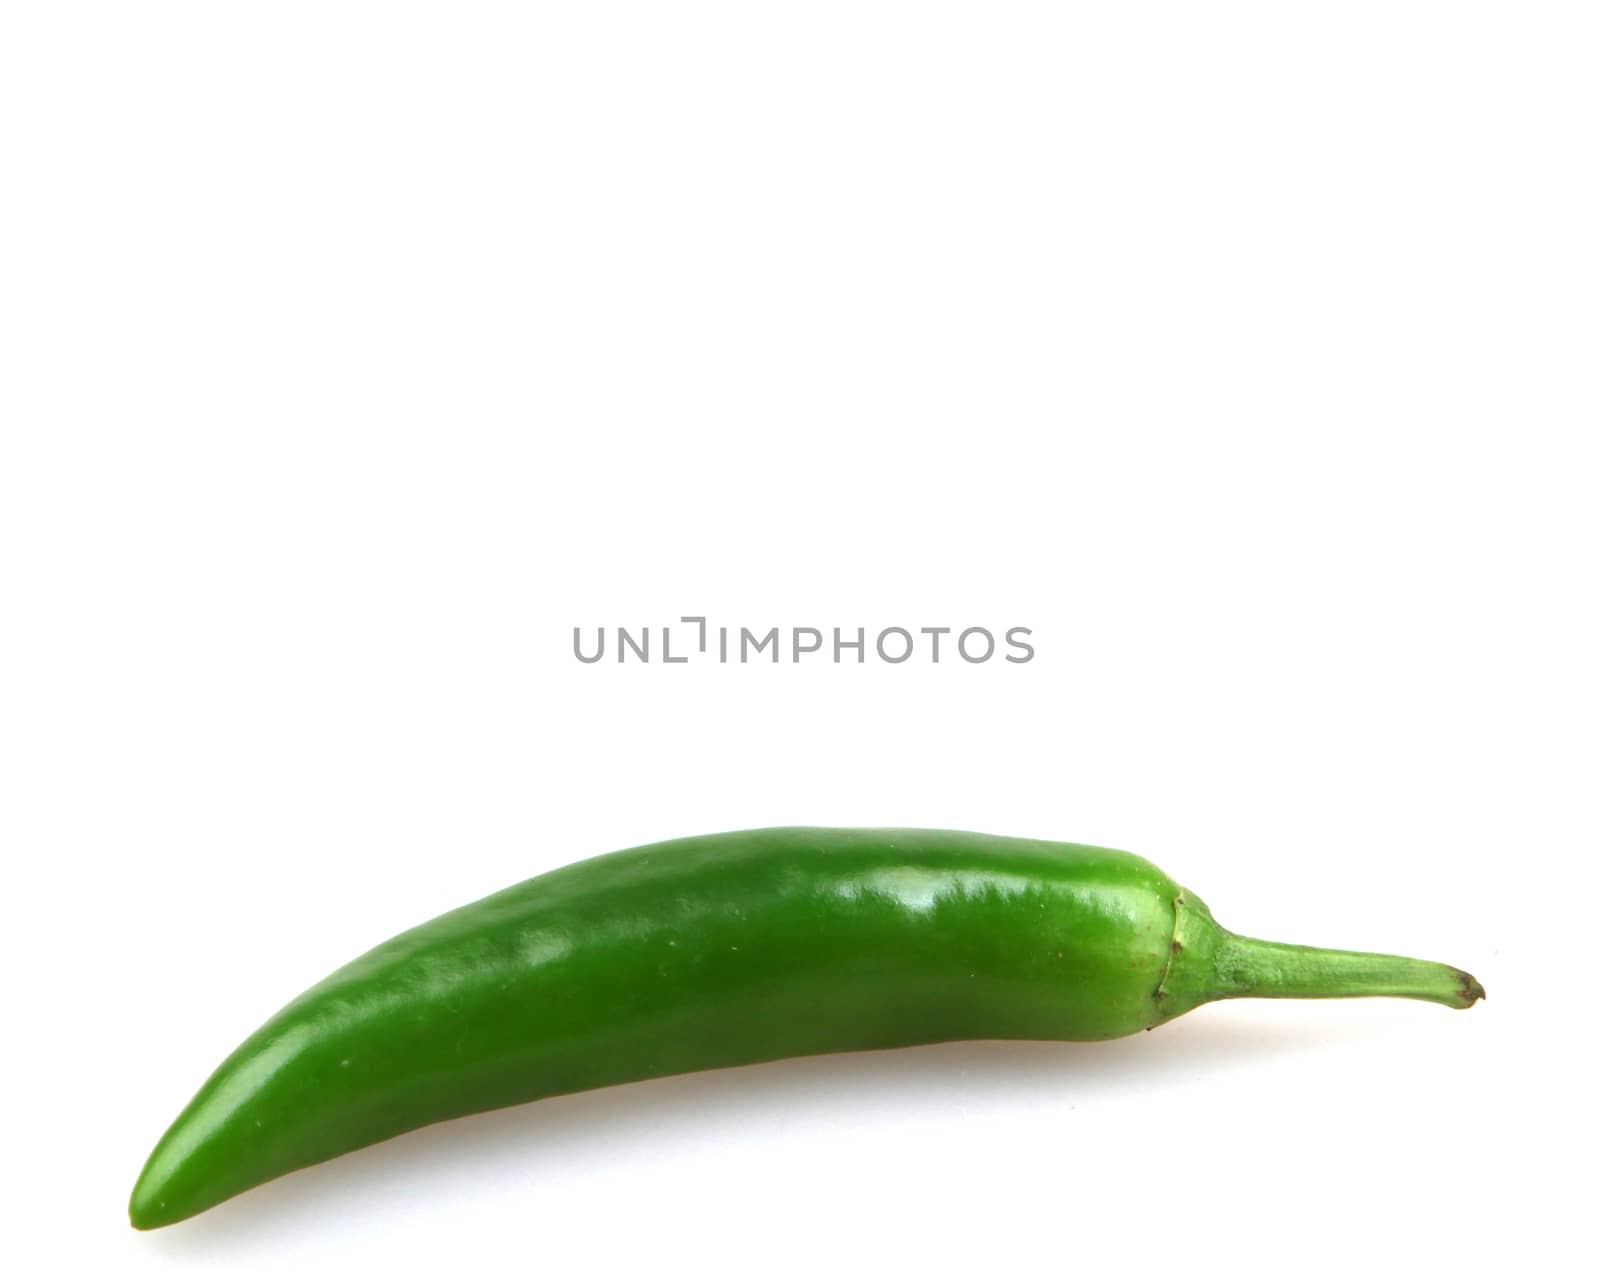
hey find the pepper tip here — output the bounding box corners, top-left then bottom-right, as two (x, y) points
(129, 1160), (179, 1231)
(1454, 968), (1486, 1008)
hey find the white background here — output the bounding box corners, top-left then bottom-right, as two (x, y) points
(3, 3), (1595, 1277)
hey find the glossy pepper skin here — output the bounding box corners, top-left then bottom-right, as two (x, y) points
(130, 827), (1483, 1229)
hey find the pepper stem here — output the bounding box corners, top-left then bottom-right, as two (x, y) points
(1213, 932), (1485, 1010)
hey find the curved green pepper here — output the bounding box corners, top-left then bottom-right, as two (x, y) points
(130, 827), (1483, 1229)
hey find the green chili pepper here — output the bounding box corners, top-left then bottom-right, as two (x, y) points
(130, 827), (1484, 1229)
